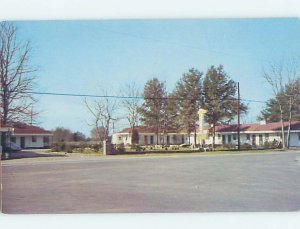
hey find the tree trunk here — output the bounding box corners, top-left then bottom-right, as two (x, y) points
(156, 125), (159, 145)
(194, 127), (197, 146)
(279, 105), (286, 149)
(287, 96), (293, 149)
(212, 123), (216, 150)
(105, 121), (110, 141)
(287, 119), (291, 149)
(1, 96), (8, 149)
(130, 124), (134, 145)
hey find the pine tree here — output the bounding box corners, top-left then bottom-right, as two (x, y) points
(203, 65), (247, 148)
(161, 91), (179, 144)
(138, 78), (167, 144)
(259, 79), (300, 122)
(173, 68), (203, 145)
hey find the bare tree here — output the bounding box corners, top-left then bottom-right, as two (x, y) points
(264, 63), (286, 148)
(121, 83), (140, 145)
(90, 126), (106, 141)
(284, 60), (300, 148)
(263, 59), (300, 148)
(85, 92), (119, 142)
(0, 22), (37, 146)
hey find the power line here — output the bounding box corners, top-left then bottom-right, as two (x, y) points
(7, 90), (268, 104)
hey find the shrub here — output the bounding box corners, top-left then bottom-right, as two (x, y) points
(51, 142), (66, 152)
(65, 144), (74, 153)
(134, 145), (142, 152)
(241, 143), (252, 149)
(270, 139), (281, 149)
(222, 144), (234, 149)
(91, 143), (102, 152)
(115, 143), (125, 154)
(78, 142), (87, 153)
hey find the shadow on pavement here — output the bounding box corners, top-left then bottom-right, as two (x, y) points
(1, 150), (67, 160)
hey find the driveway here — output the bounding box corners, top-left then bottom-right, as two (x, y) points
(2, 151), (300, 213)
(1, 149), (67, 160)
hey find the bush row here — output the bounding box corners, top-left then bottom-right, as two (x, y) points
(51, 141), (102, 153)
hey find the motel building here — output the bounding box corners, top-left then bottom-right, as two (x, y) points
(112, 120), (300, 148)
(112, 126), (191, 146)
(4, 122), (53, 149)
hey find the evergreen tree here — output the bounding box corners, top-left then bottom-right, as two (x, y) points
(259, 79), (300, 122)
(173, 68), (203, 144)
(161, 91), (179, 144)
(203, 65), (247, 148)
(138, 78), (167, 144)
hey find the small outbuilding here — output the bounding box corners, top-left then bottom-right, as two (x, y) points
(8, 123), (53, 149)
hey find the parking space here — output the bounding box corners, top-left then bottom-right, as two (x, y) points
(2, 151), (300, 213)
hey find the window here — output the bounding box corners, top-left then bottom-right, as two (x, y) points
(119, 137), (121, 140)
(233, 134), (237, 140)
(144, 135), (148, 144)
(10, 137), (16, 143)
(218, 134), (221, 139)
(299, 133), (300, 141)
(32, 136), (37, 142)
(246, 134), (250, 140)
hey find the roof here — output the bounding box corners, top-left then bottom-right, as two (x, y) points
(11, 122), (53, 135)
(214, 121), (300, 133)
(118, 126), (181, 134)
(117, 121), (300, 134)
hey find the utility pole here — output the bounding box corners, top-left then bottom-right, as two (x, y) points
(237, 82), (241, 150)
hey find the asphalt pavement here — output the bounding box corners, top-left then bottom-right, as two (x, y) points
(2, 151), (300, 213)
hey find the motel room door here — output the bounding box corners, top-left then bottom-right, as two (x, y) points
(20, 137), (25, 148)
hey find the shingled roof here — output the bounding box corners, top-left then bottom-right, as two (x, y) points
(117, 121), (300, 134)
(214, 121), (300, 132)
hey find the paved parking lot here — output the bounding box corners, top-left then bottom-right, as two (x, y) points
(2, 151), (300, 213)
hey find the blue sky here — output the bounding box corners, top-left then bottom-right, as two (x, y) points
(12, 18), (300, 136)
